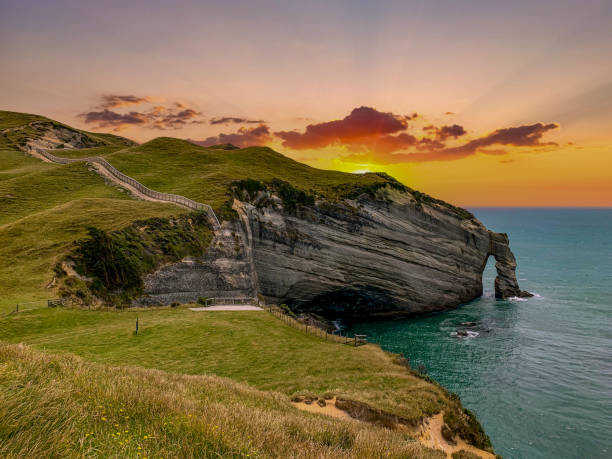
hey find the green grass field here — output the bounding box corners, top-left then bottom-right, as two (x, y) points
(0, 307), (450, 422)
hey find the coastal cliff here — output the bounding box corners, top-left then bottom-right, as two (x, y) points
(138, 184), (530, 318)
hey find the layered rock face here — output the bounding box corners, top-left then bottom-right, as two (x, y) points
(135, 217), (257, 306)
(244, 187), (530, 319)
(137, 186), (529, 317)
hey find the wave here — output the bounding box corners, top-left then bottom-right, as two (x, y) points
(451, 330), (479, 338)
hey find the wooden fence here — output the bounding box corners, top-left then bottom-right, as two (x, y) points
(3, 298), (65, 316)
(263, 305), (367, 346)
(37, 149), (221, 229)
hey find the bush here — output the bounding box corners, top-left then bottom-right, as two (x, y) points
(171, 302), (180, 308)
(197, 297), (209, 305)
(270, 179), (315, 212)
(69, 213), (213, 305)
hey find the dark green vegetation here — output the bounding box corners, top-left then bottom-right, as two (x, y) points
(232, 178), (315, 212)
(444, 401), (492, 452)
(63, 212), (212, 304)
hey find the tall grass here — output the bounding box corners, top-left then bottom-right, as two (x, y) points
(0, 342), (445, 458)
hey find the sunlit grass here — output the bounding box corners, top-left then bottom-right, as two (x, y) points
(0, 342), (445, 458)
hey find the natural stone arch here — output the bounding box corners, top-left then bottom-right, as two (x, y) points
(485, 232), (532, 299)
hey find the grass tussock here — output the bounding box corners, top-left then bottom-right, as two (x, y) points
(0, 342), (445, 458)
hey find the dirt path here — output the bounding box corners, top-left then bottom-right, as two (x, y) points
(293, 400), (495, 459)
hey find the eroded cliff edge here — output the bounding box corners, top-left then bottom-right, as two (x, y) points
(138, 183), (530, 318)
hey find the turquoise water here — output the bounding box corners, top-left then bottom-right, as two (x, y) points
(345, 208), (612, 458)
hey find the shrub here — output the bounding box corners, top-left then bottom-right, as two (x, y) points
(197, 297), (208, 305)
(68, 213), (212, 305)
(270, 179), (315, 212)
(171, 302), (180, 308)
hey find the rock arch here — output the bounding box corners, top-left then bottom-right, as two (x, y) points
(486, 232), (532, 299)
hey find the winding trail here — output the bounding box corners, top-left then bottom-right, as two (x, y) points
(24, 137), (221, 230)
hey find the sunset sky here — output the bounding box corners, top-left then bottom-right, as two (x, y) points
(1, 0), (611, 206)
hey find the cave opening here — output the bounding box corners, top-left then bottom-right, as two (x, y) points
(292, 287), (397, 320)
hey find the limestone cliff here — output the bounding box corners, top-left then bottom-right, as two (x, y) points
(137, 184), (530, 318)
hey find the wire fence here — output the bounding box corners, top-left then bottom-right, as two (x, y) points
(37, 149), (221, 229)
(262, 305), (367, 346)
(1, 298), (65, 317)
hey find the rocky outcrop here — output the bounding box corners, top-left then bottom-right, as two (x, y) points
(243, 186), (529, 319)
(136, 185), (529, 317)
(134, 204), (256, 306)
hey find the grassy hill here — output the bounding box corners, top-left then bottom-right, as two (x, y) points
(0, 113), (185, 311)
(0, 110), (492, 456)
(0, 110), (398, 311)
(104, 137), (394, 213)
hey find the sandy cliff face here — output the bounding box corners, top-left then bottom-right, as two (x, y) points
(137, 186), (529, 317)
(244, 187), (530, 318)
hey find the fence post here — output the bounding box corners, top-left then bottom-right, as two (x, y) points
(15, 304), (18, 313)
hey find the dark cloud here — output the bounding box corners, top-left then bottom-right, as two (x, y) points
(210, 116), (266, 125)
(80, 95), (204, 131)
(79, 109), (150, 129)
(151, 108), (204, 130)
(345, 122), (559, 163)
(190, 124), (271, 148)
(100, 94), (150, 109)
(423, 123), (466, 140)
(274, 106), (558, 164)
(275, 106), (408, 149)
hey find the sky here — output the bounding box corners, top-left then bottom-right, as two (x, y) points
(1, 0), (611, 206)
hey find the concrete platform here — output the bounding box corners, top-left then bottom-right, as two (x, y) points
(189, 305), (262, 311)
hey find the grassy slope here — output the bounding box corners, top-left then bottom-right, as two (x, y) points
(0, 343), (444, 459)
(0, 114), (185, 312)
(106, 137), (391, 212)
(0, 307), (460, 426)
(0, 307), (453, 426)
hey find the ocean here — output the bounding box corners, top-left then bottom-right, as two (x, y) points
(345, 208), (612, 459)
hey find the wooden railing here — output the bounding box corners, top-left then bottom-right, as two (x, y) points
(36, 149), (220, 229)
(262, 305), (367, 346)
